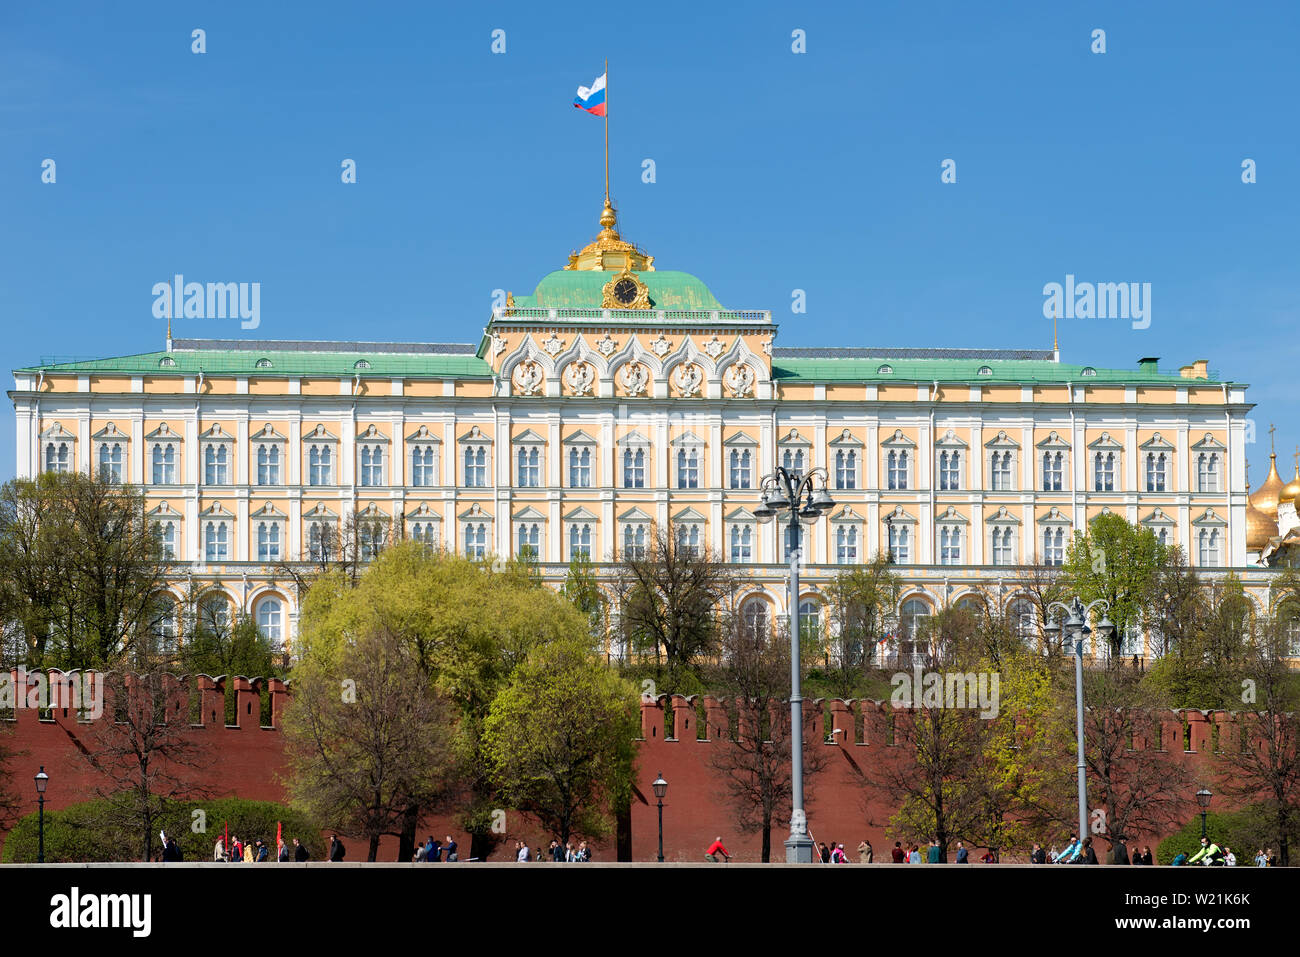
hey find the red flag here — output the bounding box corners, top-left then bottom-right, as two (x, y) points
(277, 820), (283, 857)
(224, 821), (229, 862)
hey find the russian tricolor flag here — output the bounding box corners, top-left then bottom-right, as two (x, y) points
(573, 72), (606, 116)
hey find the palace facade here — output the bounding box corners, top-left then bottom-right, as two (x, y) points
(9, 199), (1288, 658)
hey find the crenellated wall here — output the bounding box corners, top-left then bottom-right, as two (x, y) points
(0, 672), (1262, 862)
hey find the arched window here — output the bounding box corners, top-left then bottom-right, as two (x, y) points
(569, 523), (592, 561)
(256, 444), (281, 486)
(741, 598), (770, 644)
(1042, 451), (1064, 491)
(799, 598), (822, 645)
(835, 525), (858, 564)
(1007, 598), (1037, 646)
(204, 444), (229, 485)
(939, 451), (960, 491)
(98, 443), (123, 483)
(517, 522), (540, 559)
(1145, 452), (1167, 493)
(257, 521), (281, 562)
(623, 523), (647, 559)
(677, 448), (700, 489)
(1094, 451), (1116, 492)
(782, 448), (805, 477)
(836, 450), (857, 490)
(623, 448), (646, 488)
(45, 441), (70, 474)
(309, 445), (333, 485)
(730, 449), (752, 489)
(900, 598), (931, 664)
(887, 450), (908, 490)
(729, 524), (753, 564)
(569, 447), (592, 488)
(411, 445), (437, 486)
(257, 597), (283, 650)
(1043, 527), (1066, 566)
(198, 594), (230, 635)
(152, 597), (178, 658)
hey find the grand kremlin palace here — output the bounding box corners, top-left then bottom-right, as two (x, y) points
(10, 201), (1296, 660)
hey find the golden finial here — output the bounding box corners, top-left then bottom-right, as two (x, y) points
(166, 314), (173, 351)
(599, 198), (618, 238)
(1269, 422), (1277, 457)
(1051, 300), (1058, 353)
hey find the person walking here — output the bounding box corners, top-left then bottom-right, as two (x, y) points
(230, 835), (243, 863)
(1112, 839), (1130, 865)
(908, 845), (922, 864)
(955, 842), (968, 864)
(858, 840), (873, 864)
(213, 837), (227, 862)
(414, 842), (427, 862)
(1224, 846), (1237, 866)
(705, 836), (730, 863)
(1254, 849), (1267, 867)
(328, 835), (346, 862)
(293, 837), (308, 862)
(1141, 846), (1154, 866)
(278, 841), (290, 863)
(891, 842), (905, 864)
(515, 840), (530, 863)
(927, 840), (941, 864)
(444, 835), (458, 862)
(1031, 843), (1046, 864)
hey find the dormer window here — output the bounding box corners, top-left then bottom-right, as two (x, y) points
(255, 358), (273, 369)
(978, 366), (993, 376)
(1081, 367), (1097, 377)
(877, 364), (893, 374)
(354, 359), (371, 370)
(159, 356), (176, 367)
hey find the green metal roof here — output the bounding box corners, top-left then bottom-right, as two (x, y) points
(513, 269), (724, 311)
(772, 357), (1235, 386)
(18, 349), (493, 378)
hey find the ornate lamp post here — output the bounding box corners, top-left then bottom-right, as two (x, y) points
(1196, 787), (1213, 840)
(34, 766), (49, 864)
(652, 772), (668, 863)
(1044, 597), (1115, 844)
(755, 465), (835, 863)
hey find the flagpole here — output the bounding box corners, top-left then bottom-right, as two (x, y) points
(604, 58), (609, 203)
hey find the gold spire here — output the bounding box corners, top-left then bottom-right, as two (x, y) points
(563, 198), (655, 272)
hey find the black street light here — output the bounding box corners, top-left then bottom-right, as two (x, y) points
(754, 465), (835, 863)
(1196, 787), (1213, 840)
(652, 772), (668, 863)
(34, 766), (49, 864)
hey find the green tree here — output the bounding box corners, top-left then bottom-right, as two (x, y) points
(821, 553), (900, 696)
(1062, 513), (1165, 660)
(0, 473), (170, 669)
(561, 552), (605, 646)
(481, 639), (639, 845)
(283, 619), (458, 861)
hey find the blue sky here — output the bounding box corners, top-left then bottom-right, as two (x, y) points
(1, 1), (1297, 483)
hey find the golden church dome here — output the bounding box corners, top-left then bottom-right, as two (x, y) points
(1249, 453), (1285, 517)
(564, 198), (655, 273)
(1280, 459), (1300, 506)
(1245, 464), (1280, 551)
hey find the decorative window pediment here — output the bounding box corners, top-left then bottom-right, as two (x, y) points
(1191, 432), (1226, 451)
(512, 428), (546, 445)
(831, 505), (864, 523)
(1139, 432), (1176, 452)
(1087, 431), (1123, 450)
(357, 424), (390, 443)
(199, 423), (231, 441)
(670, 431), (706, 449)
(40, 422), (76, 439)
(458, 502), (491, 522)
(1192, 507), (1228, 527)
(1037, 507), (1072, 526)
(828, 428), (864, 448)
(723, 431), (760, 448)
(778, 428), (812, 448)
(407, 502), (440, 519)
(881, 429), (916, 448)
(935, 429), (969, 449)
(618, 506), (653, 523)
(673, 506), (707, 523)
(92, 423), (129, 441)
(304, 424), (339, 443)
(616, 429), (652, 449)
(985, 505), (1021, 525)
(726, 506), (757, 522)
(563, 430), (598, 446)
(883, 505), (917, 524)
(200, 502), (233, 518)
(406, 424), (442, 444)
(458, 425), (490, 444)
(148, 501), (182, 518)
(564, 505), (599, 522)
(984, 429), (1020, 449)
(251, 502), (286, 519)
(303, 503), (337, 520)
(251, 424), (286, 442)
(1036, 430), (1072, 450)
(513, 505), (547, 522)
(1141, 507), (1176, 527)
(145, 422), (180, 440)
(936, 506), (969, 525)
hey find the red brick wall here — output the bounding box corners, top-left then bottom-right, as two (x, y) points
(0, 671), (1248, 862)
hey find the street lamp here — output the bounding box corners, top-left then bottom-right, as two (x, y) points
(1044, 596), (1115, 844)
(1196, 787), (1213, 840)
(652, 772), (668, 863)
(34, 766), (48, 864)
(755, 465), (836, 863)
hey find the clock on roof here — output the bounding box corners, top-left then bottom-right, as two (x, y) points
(602, 270), (650, 309)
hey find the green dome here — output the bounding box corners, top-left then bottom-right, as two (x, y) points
(514, 270), (725, 311)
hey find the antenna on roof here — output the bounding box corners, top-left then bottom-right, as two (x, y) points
(1051, 301), (1059, 363)
(166, 314), (173, 353)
